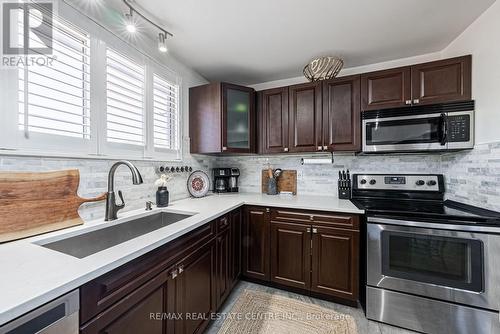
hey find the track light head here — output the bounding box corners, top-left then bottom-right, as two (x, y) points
(124, 12), (136, 33)
(158, 32), (168, 53)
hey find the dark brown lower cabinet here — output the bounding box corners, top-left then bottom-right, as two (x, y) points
(270, 221), (311, 289)
(80, 206), (359, 334)
(230, 209), (242, 287)
(216, 226), (231, 308)
(242, 207), (270, 281)
(243, 207), (360, 305)
(80, 270), (171, 334)
(311, 226), (359, 301)
(173, 242), (216, 334)
(80, 212), (236, 334)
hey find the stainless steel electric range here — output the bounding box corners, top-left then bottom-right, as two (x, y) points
(351, 174), (500, 334)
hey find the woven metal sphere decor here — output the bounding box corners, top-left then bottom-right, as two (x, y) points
(303, 56), (344, 82)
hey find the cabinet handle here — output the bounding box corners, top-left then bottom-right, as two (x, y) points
(222, 146), (227, 151)
(178, 265), (184, 274)
(309, 215), (314, 221)
(317, 146), (322, 151)
(312, 228), (318, 234)
(306, 227), (311, 233)
(323, 146), (328, 151)
(405, 100), (412, 105)
(413, 99), (420, 104)
(266, 208), (270, 213)
(283, 147), (289, 152)
(170, 269), (178, 279)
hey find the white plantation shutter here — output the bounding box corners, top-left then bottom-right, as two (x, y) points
(153, 74), (179, 150)
(18, 14), (91, 139)
(3, 6), (183, 159)
(106, 48), (145, 146)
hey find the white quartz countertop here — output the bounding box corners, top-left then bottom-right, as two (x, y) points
(0, 193), (363, 325)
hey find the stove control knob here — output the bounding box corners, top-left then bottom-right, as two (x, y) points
(427, 180), (437, 186)
(369, 179), (377, 185)
(416, 180), (425, 186)
(360, 179), (367, 185)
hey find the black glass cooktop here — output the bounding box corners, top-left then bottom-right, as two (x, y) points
(351, 198), (500, 225)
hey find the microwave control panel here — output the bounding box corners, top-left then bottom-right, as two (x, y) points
(447, 114), (470, 142)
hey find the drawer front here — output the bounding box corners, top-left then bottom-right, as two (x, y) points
(80, 221), (215, 324)
(80, 270), (170, 334)
(217, 215), (230, 233)
(271, 208), (359, 230)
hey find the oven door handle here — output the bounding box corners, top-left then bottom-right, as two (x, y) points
(439, 113), (448, 146)
(367, 216), (500, 233)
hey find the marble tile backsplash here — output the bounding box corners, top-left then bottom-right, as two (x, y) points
(0, 155), (215, 221)
(216, 141), (500, 212)
(441, 142), (500, 212)
(1, 140), (499, 222)
(215, 153), (442, 195)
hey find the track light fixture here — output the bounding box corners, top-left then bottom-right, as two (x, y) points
(158, 33), (168, 53)
(124, 10), (136, 33)
(122, 0), (173, 52)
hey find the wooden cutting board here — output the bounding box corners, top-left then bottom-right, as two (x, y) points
(261, 170), (297, 195)
(0, 170), (107, 243)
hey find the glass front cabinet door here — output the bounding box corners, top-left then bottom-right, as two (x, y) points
(222, 83), (255, 153)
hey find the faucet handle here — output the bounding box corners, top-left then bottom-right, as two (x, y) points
(116, 190), (125, 210)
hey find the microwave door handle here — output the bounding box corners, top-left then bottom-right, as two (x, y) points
(440, 113), (448, 146)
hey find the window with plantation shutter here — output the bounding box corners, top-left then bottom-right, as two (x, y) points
(153, 74), (179, 151)
(105, 48), (145, 146)
(2, 4), (183, 159)
(18, 14), (90, 139)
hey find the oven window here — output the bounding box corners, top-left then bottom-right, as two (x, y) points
(366, 117), (441, 145)
(381, 232), (483, 292)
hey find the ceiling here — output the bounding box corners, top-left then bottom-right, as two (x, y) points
(86, 0), (495, 85)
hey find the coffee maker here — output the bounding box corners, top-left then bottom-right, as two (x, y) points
(213, 168), (240, 193)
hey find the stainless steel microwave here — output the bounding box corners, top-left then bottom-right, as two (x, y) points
(362, 101), (474, 153)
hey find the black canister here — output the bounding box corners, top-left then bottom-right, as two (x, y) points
(156, 186), (169, 207)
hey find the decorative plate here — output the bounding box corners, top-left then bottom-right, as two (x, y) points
(187, 170), (210, 198)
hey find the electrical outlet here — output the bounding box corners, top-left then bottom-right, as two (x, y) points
(297, 170), (304, 180)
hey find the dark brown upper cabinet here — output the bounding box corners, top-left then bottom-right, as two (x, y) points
(411, 55), (471, 106)
(288, 82), (323, 152)
(361, 55), (472, 111)
(189, 82), (255, 154)
(257, 79), (361, 153)
(258, 87), (289, 154)
(322, 75), (361, 151)
(361, 66), (412, 111)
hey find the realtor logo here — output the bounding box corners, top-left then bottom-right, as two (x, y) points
(1, 1), (56, 67)
(2, 1), (53, 55)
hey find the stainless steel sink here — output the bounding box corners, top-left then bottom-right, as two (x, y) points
(38, 211), (193, 258)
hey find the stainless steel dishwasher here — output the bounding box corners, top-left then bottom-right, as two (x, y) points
(0, 290), (79, 334)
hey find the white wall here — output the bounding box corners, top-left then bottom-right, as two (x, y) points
(441, 0), (500, 144)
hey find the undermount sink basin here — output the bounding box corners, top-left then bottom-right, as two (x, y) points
(38, 211), (194, 258)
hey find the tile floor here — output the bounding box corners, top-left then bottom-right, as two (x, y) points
(205, 280), (417, 334)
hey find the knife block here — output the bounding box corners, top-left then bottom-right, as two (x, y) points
(338, 181), (351, 199)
